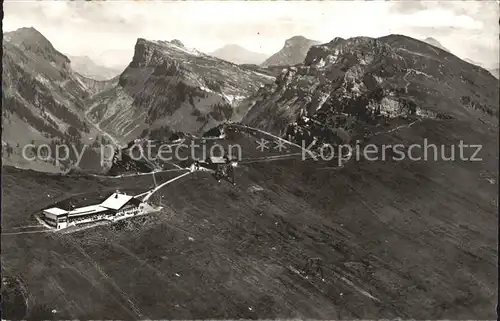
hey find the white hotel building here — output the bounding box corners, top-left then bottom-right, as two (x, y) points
(42, 192), (146, 230)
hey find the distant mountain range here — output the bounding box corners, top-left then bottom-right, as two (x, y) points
(209, 44), (268, 65)
(463, 58), (499, 79)
(261, 36), (321, 67)
(421, 37), (498, 79)
(69, 55), (123, 81)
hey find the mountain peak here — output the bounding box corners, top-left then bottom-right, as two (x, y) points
(69, 55), (93, 63)
(284, 35), (317, 47)
(95, 35), (273, 143)
(4, 26), (70, 66)
(7, 26), (43, 36)
(171, 39), (184, 47)
(131, 38), (162, 68)
(464, 58), (482, 67)
(421, 37), (449, 52)
(261, 35), (321, 67)
(245, 33), (498, 142)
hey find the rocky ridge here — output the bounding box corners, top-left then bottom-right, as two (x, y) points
(69, 55), (123, 81)
(261, 36), (321, 67)
(242, 35), (498, 149)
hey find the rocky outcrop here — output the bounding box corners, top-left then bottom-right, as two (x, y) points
(261, 36), (321, 67)
(86, 38), (275, 143)
(243, 35), (499, 148)
(422, 37), (450, 53)
(106, 143), (155, 176)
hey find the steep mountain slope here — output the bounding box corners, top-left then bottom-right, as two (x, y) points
(69, 55), (123, 81)
(86, 38), (275, 143)
(1, 27), (114, 172)
(489, 68), (499, 78)
(422, 37), (449, 52)
(461, 59), (498, 79)
(242, 35), (498, 149)
(2, 115), (497, 319)
(209, 44), (268, 65)
(261, 36), (321, 67)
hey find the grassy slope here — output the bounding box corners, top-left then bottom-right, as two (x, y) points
(1, 117), (498, 319)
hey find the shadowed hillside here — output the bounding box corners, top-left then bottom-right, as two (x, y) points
(241, 35), (498, 153)
(2, 114), (497, 319)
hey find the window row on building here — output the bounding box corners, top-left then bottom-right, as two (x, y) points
(42, 192), (144, 230)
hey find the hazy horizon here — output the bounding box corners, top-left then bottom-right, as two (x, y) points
(4, 0), (499, 69)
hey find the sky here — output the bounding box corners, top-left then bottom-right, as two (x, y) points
(3, 0), (499, 69)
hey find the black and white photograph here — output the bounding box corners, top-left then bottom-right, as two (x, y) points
(1, 0), (498, 319)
